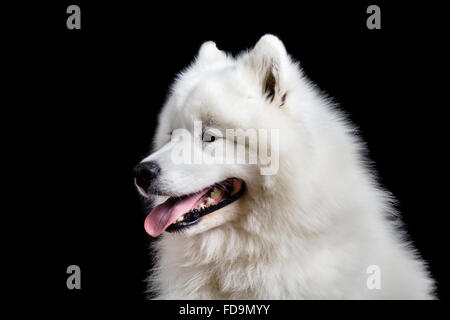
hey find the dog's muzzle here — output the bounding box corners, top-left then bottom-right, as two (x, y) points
(133, 161), (160, 194)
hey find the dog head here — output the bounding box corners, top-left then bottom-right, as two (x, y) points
(134, 35), (312, 237)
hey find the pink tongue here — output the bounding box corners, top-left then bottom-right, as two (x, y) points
(144, 190), (207, 237)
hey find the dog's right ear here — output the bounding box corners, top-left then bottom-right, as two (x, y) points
(196, 41), (227, 64)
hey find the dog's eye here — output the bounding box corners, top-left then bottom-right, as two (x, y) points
(202, 131), (216, 143)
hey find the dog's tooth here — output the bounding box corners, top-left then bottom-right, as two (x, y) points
(199, 203), (206, 209)
(210, 187), (223, 200)
(176, 216), (184, 222)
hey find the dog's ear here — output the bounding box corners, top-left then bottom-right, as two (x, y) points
(245, 34), (288, 106)
(196, 41), (227, 64)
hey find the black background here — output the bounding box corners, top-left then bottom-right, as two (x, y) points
(14, 0), (447, 306)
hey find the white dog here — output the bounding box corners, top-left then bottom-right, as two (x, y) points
(134, 35), (435, 299)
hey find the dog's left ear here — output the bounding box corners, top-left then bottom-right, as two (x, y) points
(245, 34), (288, 106)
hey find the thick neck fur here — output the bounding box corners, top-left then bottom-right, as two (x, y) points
(149, 120), (398, 299)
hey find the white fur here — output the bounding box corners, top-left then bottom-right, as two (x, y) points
(142, 35), (435, 299)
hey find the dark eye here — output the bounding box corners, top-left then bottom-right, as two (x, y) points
(202, 131), (216, 142)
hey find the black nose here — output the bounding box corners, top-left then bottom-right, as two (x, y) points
(133, 161), (160, 192)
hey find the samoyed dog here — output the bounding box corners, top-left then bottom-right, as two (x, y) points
(134, 35), (435, 299)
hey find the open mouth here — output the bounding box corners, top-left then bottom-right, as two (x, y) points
(144, 178), (246, 237)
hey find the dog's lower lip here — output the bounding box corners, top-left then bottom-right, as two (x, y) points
(165, 178), (246, 233)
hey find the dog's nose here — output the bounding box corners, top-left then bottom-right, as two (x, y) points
(133, 161), (160, 192)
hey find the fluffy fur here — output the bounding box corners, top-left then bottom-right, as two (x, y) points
(141, 35), (435, 299)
